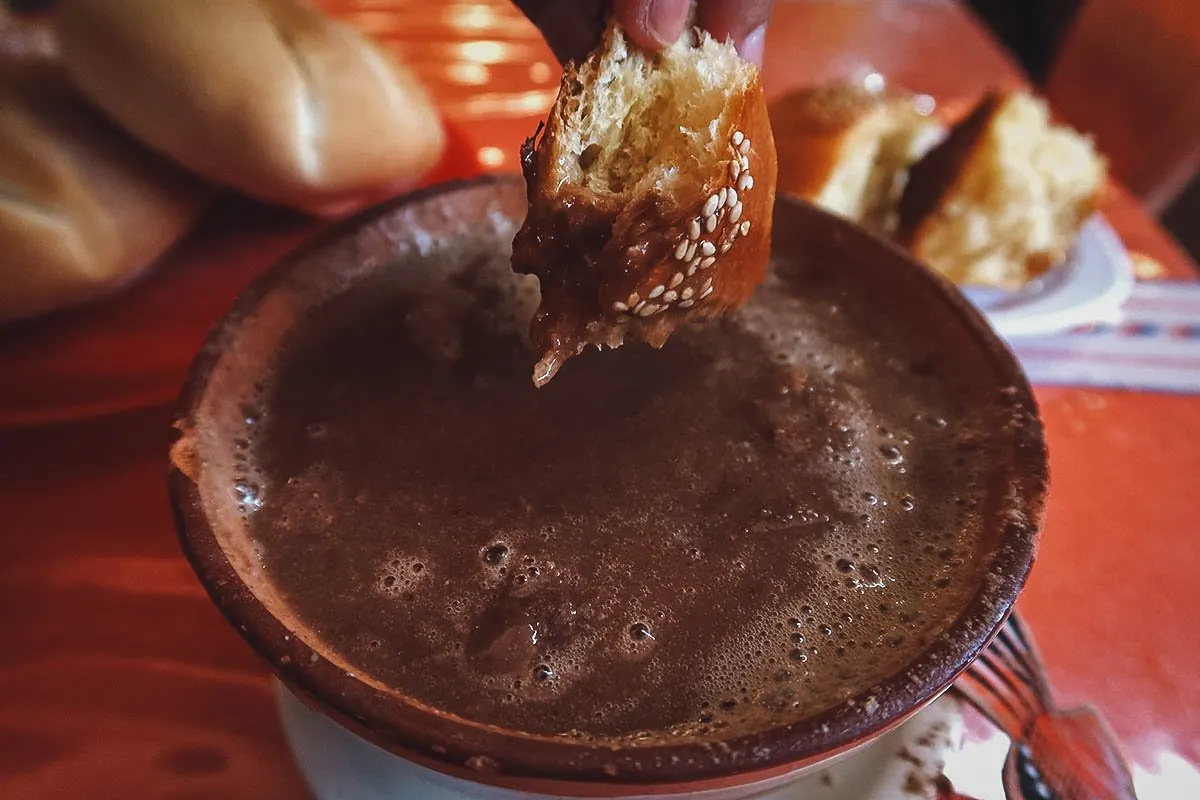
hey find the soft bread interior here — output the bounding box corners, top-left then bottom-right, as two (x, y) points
(546, 25), (754, 197)
(862, 104), (945, 232)
(786, 85), (943, 234)
(916, 93), (1105, 287)
(810, 111), (889, 221)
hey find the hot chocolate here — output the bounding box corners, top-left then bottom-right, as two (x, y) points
(172, 179), (1045, 786)
(222, 191), (1012, 743)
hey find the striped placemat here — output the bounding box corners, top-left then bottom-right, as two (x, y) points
(1005, 280), (1200, 394)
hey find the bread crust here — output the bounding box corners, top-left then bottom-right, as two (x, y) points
(54, 0), (445, 211)
(770, 82), (890, 202)
(771, 81), (947, 235)
(0, 20), (211, 323)
(896, 91), (1003, 249)
(512, 31), (777, 386)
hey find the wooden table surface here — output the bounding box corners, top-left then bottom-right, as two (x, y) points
(0, 2), (1196, 798)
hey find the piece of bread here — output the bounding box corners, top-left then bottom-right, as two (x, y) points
(54, 0), (445, 214)
(770, 81), (944, 235)
(512, 22), (777, 387)
(898, 90), (1107, 289)
(0, 18), (212, 324)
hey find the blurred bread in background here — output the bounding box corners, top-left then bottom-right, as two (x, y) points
(770, 81), (944, 234)
(899, 90), (1107, 289)
(772, 80), (1107, 290)
(55, 0), (446, 214)
(0, 14), (212, 323)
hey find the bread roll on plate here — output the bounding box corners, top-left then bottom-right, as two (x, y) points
(770, 81), (944, 235)
(513, 22), (777, 386)
(55, 0), (445, 214)
(898, 90), (1107, 289)
(0, 18), (211, 324)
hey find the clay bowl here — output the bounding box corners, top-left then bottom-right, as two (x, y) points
(168, 175), (1047, 798)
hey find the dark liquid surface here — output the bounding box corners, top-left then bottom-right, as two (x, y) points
(242, 254), (993, 740)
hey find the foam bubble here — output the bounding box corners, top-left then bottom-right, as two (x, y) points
(234, 479), (264, 513)
(481, 543), (509, 566)
(376, 552), (430, 598)
(218, 222), (1001, 742)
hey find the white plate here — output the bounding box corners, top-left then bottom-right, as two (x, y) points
(960, 215), (1135, 339)
(276, 679), (963, 800)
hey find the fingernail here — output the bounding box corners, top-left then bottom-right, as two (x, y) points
(646, 0), (691, 46)
(739, 23), (767, 66)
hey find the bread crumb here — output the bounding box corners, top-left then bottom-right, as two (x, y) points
(1131, 252), (1166, 279)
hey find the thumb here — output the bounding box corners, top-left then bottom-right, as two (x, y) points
(613, 0), (693, 51)
(696, 0), (773, 64)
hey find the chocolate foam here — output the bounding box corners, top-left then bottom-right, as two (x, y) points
(171, 177), (1045, 781)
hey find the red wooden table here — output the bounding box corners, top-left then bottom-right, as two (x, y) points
(0, 2), (1196, 798)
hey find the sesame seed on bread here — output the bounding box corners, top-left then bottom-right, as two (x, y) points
(511, 21), (777, 387)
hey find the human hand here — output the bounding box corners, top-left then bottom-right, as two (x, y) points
(514, 0), (773, 67)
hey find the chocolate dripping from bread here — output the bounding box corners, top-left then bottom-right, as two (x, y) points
(511, 22), (777, 387)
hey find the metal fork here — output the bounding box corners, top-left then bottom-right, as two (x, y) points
(953, 612), (1139, 800)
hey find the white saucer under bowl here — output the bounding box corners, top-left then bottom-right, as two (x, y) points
(275, 680), (964, 800)
(962, 215), (1134, 339)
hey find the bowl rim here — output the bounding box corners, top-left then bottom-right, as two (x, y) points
(168, 173), (1048, 788)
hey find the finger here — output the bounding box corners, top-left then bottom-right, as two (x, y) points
(737, 22), (767, 66)
(695, 0), (773, 63)
(614, 0), (692, 51)
(512, 0), (609, 65)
